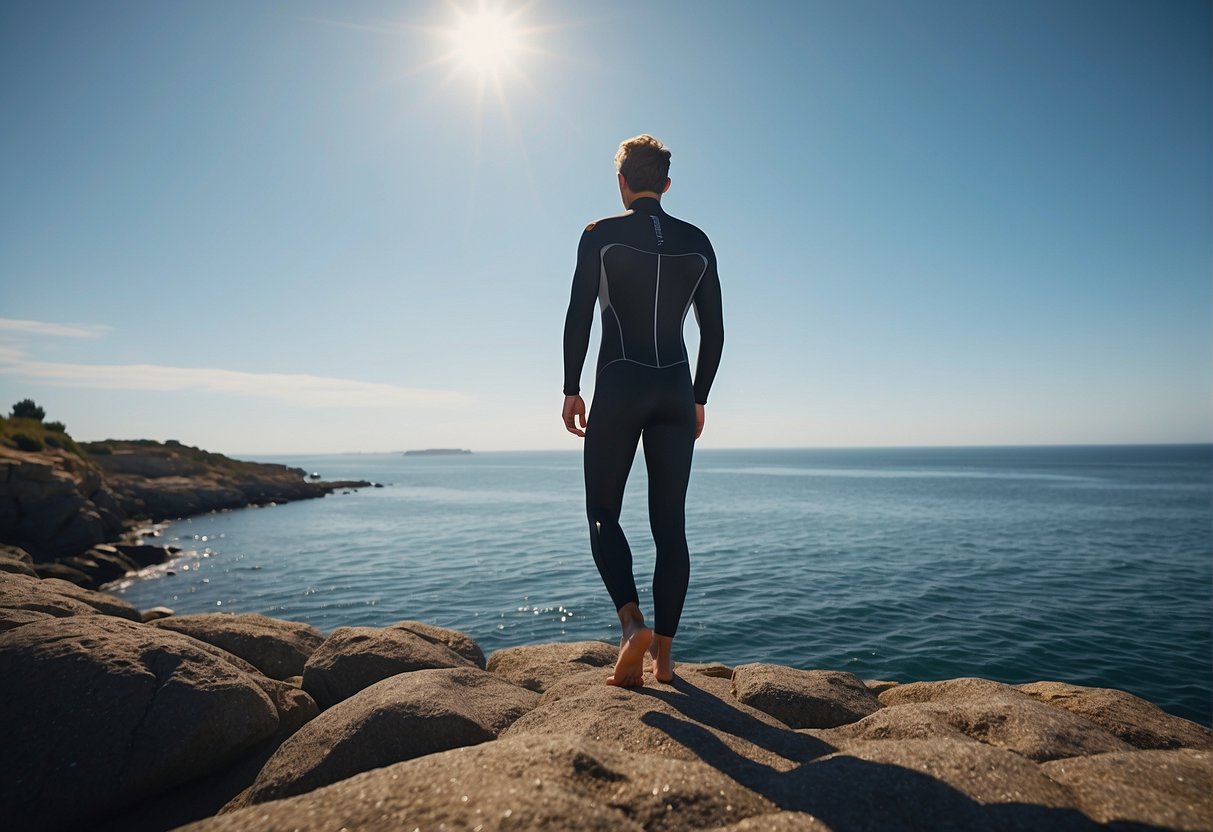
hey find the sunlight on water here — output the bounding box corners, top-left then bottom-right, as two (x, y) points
(109, 446), (1212, 724)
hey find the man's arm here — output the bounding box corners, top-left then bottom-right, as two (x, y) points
(692, 242), (724, 407)
(562, 228), (598, 435)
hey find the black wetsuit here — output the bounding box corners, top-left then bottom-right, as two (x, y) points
(563, 196), (724, 637)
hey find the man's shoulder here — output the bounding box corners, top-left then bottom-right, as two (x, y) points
(582, 209), (634, 234)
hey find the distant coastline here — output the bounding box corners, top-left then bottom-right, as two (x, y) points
(402, 448), (472, 456)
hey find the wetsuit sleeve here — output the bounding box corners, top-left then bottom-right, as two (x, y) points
(562, 229), (598, 396)
(692, 242), (724, 405)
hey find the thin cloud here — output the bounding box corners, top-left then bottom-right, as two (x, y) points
(0, 358), (472, 409)
(0, 318), (113, 338)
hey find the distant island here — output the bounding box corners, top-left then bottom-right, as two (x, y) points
(402, 448), (472, 456)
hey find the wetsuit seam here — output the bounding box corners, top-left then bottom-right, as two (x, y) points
(597, 357), (688, 377)
(653, 254), (662, 366)
(599, 245), (627, 362)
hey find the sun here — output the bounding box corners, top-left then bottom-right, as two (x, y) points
(448, 5), (524, 80)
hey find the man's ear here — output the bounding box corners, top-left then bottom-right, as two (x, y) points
(662, 177), (671, 193)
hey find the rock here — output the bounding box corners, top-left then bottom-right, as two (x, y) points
(387, 619), (486, 668)
(878, 676), (1021, 706)
(31, 560), (93, 586)
(817, 696), (1134, 762)
(486, 639), (617, 691)
(681, 661), (735, 679)
(1018, 680), (1213, 751)
(0, 542), (37, 577)
(865, 679), (899, 695)
(92, 666), (319, 832)
(141, 605), (176, 622)
(0, 573), (141, 622)
(226, 667), (539, 810)
(151, 612), (325, 680)
(503, 667), (834, 778)
(301, 623), (477, 709)
(707, 811), (833, 831)
(0, 615), (282, 831)
(0, 607), (56, 632)
(778, 738), (1092, 830)
(179, 733), (777, 832)
(1040, 748), (1213, 830)
(732, 663), (883, 728)
(113, 542), (171, 567)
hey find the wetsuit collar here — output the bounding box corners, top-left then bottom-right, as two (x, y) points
(628, 196), (664, 212)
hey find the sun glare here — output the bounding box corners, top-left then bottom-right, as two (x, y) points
(450, 7), (522, 79)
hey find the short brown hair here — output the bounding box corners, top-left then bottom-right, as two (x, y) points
(614, 134), (671, 193)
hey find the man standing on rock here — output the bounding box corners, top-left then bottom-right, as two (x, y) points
(562, 134), (725, 686)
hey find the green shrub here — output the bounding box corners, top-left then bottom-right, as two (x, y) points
(44, 420), (66, 433)
(44, 435), (62, 449)
(10, 399), (45, 421)
(12, 433), (43, 452)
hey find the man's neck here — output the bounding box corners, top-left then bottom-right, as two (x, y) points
(628, 191), (663, 206)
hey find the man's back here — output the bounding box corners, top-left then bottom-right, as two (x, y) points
(563, 196), (723, 405)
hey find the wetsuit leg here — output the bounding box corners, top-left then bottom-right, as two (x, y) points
(643, 370), (696, 637)
(583, 367), (644, 613)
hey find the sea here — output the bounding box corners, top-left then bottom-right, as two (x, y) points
(108, 445), (1212, 725)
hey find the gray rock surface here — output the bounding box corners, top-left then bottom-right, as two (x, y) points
(732, 663), (883, 728)
(227, 666), (539, 810)
(301, 623), (477, 709)
(0, 572), (140, 620)
(1019, 680), (1213, 751)
(781, 738), (1095, 831)
(820, 696), (1134, 762)
(1040, 748), (1213, 831)
(706, 811), (833, 831)
(0, 615), (282, 831)
(387, 619), (486, 668)
(181, 733), (777, 832)
(151, 612), (325, 680)
(503, 667), (835, 776)
(486, 639), (618, 691)
(0, 542), (37, 576)
(878, 676), (1021, 706)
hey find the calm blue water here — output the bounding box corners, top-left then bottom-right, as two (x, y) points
(109, 445), (1212, 724)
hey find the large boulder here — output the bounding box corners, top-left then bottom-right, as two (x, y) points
(151, 612), (325, 680)
(817, 696), (1134, 762)
(732, 663), (883, 728)
(387, 619), (486, 668)
(1040, 748), (1213, 830)
(0, 543), (37, 577)
(227, 666), (539, 810)
(0, 615), (283, 832)
(774, 738), (1092, 831)
(0, 572), (140, 621)
(1018, 680), (1213, 751)
(486, 639), (617, 691)
(878, 676), (1022, 706)
(503, 667), (835, 778)
(301, 622), (479, 709)
(179, 733), (777, 832)
(31, 560), (93, 586)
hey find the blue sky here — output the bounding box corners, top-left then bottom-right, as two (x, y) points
(1, 0), (1208, 454)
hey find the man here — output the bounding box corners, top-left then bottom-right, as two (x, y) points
(562, 134), (724, 686)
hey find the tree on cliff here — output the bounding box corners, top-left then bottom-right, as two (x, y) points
(10, 399), (45, 422)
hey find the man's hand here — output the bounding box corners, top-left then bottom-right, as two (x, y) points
(563, 395), (587, 437)
(695, 404), (705, 440)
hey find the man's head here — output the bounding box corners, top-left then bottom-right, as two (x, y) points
(615, 134), (671, 203)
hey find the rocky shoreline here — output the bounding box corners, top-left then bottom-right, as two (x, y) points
(0, 437), (372, 589)
(1, 548), (1209, 832)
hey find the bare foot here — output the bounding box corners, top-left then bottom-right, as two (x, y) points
(607, 622), (652, 687)
(651, 634), (675, 683)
